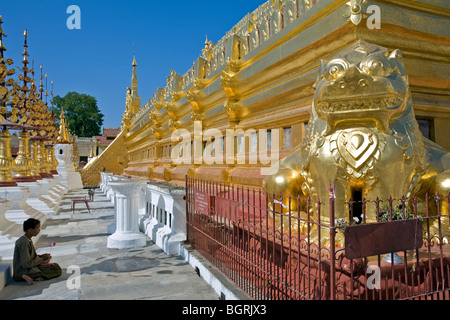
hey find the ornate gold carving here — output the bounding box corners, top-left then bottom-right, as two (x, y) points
(165, 102), (178, 120)
(37, 140), (52, 176)
(221, 61), (241, 123)
(71, 135), (79, 169)
(223, 100), (241, 123)
(154, 101), (165, 111)
(186, 89), (203, 114)
(190, 112), (204, 122)
(166, 69), (176, 85)
(43, 143), (53, 177)
(168, 119), (180, 132)
(170, 91), (183, 102)
(49, 144), (58, 173)
(121, 117), (131, 130)
(149, 126), (162, 140)
(0, 129), (17, 186)
(330, 128), (386, 180)
(166, 69), (185, 101)
(226, 57), (242, 73)
(149, 110), (160, 126)
(193, 78), (206, 90)
(13, 130), (34, 181)
(263, 41), (450, 246)
(221, 71), (239, 100)
(29, 139), (40, 179)
(202, 36), (215, 61)
(344, 0), (367, 25)
(304, 0), (314, 10)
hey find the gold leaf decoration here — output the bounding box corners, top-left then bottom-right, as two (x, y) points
(0, 86), (7, 97)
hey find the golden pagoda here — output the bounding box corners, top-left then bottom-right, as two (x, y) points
(81, 0), (450, 190)
(0, 15), (22, 186)
(57, 107), (70, 144)
(121, 56), (141, 130)
(13, 29), (40, 182)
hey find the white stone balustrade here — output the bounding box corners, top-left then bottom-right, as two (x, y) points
(106, 174), (123, 203)
(43, 176), (63, 206)
(0, 198), (14, 237)
(0, 186), (33, 234)
(0, 186), (33, 261)
(140, 182), (186, 255)
(101, 172), (113, 193)
(0, 198), (12, 266)
(16, 182), (51, 221)
(99, 172), (107, 191)
(99, 174), (188, 255)
(35, 178), (54, 209)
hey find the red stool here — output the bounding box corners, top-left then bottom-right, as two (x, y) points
(72, 189), (95, 214)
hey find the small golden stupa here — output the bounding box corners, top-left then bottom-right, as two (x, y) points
(57, 107), (70, 144)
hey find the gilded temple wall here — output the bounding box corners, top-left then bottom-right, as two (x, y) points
(81, 0), (450, 187)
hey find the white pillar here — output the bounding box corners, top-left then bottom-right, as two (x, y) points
(107, 179), (147, 249)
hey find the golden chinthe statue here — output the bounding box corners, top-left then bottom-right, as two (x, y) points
(263, 41), (450, 245)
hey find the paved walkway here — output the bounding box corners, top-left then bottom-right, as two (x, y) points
(0, 189), (219, 300)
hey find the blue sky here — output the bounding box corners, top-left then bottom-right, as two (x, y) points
(0, 0), (265, 130)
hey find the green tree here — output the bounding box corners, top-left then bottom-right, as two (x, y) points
(51, 92), (104, 137)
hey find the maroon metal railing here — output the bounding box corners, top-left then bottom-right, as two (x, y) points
(185, 176), (450, 300)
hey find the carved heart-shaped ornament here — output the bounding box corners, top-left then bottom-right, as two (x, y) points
(337, 129), (378, 171)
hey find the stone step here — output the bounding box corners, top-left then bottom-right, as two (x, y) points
(0, 263), (12, 292)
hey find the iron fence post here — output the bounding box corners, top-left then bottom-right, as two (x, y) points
(329, 183), (336, 300)
(185, 175), (189, 243)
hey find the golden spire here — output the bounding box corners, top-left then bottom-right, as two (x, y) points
(22, 29), (29, 65)
(131, 56), (138, 92)
(129, 55), (140, 112)
(57, 107), (70, 144)
(121, 54), (141, 130)
(0, 16), (6, 55)
(202, 34), (213, 60)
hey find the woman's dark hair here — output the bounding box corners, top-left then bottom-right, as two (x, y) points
(23, 218), (41, 232)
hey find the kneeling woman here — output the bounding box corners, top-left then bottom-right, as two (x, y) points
(13, 218), (62, 285)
